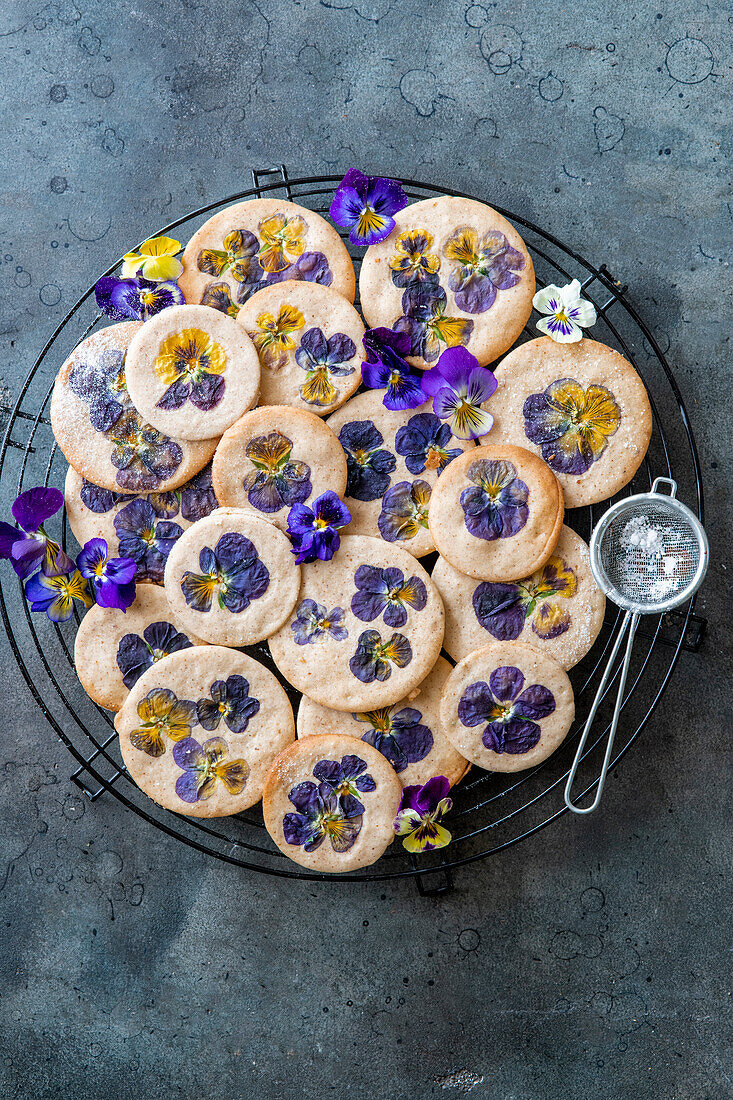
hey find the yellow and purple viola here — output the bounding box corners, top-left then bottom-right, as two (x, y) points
(393, 776), (452, 853)
(108, 409), (184, 492)
(197, 229), (264, 287)
(243, 431), (312, 514)
(257, 213), (307, 273)
(0, 487), (74, 580)
(394, 411), (462, 475)
(460, 458), (529, 542)
(389, 229), (441, 289)
(330, 169), (408, 246)
(153, 328), (227, 412)
(377, 479), (431, 544)
(24, 568), (93, 623)
(250, 304), (306, 370)
(351, 564), (427, 628)
(294, 327), (356, 407)
(522, 378), (621, 475)
(286, 490), (351, 564)
(355, 705), (433, 773)
(283, 780), (362, 854)
(196, 674), (260, 734)
(173, 736), (250, 803)
(180, 532), (270, 614)
(95, 276), (184, 323)
(457, 666), (556, 754)
(421, 346), (497, 441)
(533, 279), (597, 343)
(122, 236), (183, 282)
(443, 226), (525, 314)
(291, 598), (348, 645)
(395, 284), (474, 363)
(472, 555), (578, 642)
(349, 628), (412, 684)
(113, 499), (183, 583)
(361, 327), (425, 411)
(129, 687), (197, 757)
(76, 537), (137, 610)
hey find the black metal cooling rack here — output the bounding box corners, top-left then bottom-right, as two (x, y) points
(0, 167), (707, 891)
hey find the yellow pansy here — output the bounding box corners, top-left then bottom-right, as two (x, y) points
(153, 328), (226, 386)
(250, 304), (305, 369)
(257, 214), (307, 273)
(122, 235), (183, 281)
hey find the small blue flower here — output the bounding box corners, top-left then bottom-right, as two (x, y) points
(361, 327), (425, 412)
(77, 537), (137, 610)
(291, 599), (348, 645)
(329, 169), (408, 246)
(286, 490), (351, 564)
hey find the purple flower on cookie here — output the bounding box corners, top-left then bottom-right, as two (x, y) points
(459, 458), (529, 542)
(377, 479), (431, 544)
(283, 781), (362, 853)
(457, 667), (556, 754)
(351, 564), (427, 629)
(312, 754), (376, 816)
(114, 499), (183, 584)
(355, 706), (434, 773)
(338, 420), (397, 502)
(349, 628), (412, 684)
(394, 284), (474, 364)
(116, 620), (194, 689)
(68, 349), (131, 433)
(243, 432), (312, 514)
(443, 227), (525, 314)
(291, 599), (348, 645)
(287, 490), (351, 564)
(173, 736), (249, 803)
(196, 674), (261, 734)
(295, 327), (356, 408)
(394, 411), (462, 475)
(180, 533), (270, 614)
(108, 409), (183, 492)
(329, 169), (408, 246)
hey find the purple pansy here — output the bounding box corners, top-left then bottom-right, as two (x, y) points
(394, 283), (474, 363)
(291, 598), (348, 645)
(421, 346), (497, 441)
(457, 667), (556, 754)
(116, 620), (194, 690)
(173, 736), (249, 803)
(286, 490), (351, 564)
(283, 780), (362, 853)
(243, 432), (312, 514)
(114, 499), (183, 584)
(76, 537), (137, 611)
(68, 349), (130, 433)
(460, 458), (529, 542)
(349, 628), (412, 684)
(179, 463), (219, 522)
(394, 411), (462, 475)
(312, 754), (377, 816)
(361, 327), (425, 411)
(294, 327), (356, 408)
(377, 479), (431, 543)
(94, 275), (184, 322)
(443, 227), (525, 314)
(79, 480), (136, 514)
(180, 532), (270, 614)
(108, 409), (183, 492)
(24, 568), (92, 622)
(196, 674), (261, 734)
(355, 706), (433, 773)
(351, 564), (427, 628)
(0, 487), (75, 579)
(329, 169), (408, 246)
(338, 420), (396, 502)
(266, 251), (333, 288)
(522, 378), (621, 475)
(393, 775), (452, 852)
(473, 554), (578, 642)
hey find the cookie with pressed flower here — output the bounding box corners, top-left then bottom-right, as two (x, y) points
(358, 195), (535, 370)
(440, 641), (574, 772)
(163, 507), (300, 646)
(428, 443), (563, 582)
(325, 390), (473, 558)
(74, 584), (208, 712)
(178, 198), (355, 318)
(297, 657), (469, 789)
(64, 463), (219, 583)
(115, 645), (295, 817)
(124, 304), (260, 441)
(51, 322), (217, 494)
(268, 534), (444, 712)
(262, 734), (402, 872)
(234, 282), (364, 416)
(433, 525), (605, 670)
(486, 336), (653, 508)
(211, 405), (348, 533)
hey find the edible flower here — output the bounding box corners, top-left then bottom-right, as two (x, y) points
(121, 236), (183, 281)
(393, 776), (452, 853)
(361, 327), (425, 411)
(329, 169), (408, 246)
(173, 737), (249, 803)
(421, 346), (496, 440)
(76, 537), (137, 611)
(94, 275), (184, 322)
(24, 569), (92, 622)
(0, 487), (74, 579)
(286, 490), (351, 564)
(532, 279), (597, 343)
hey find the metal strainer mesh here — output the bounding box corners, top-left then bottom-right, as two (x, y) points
(596, 501), (701, 607)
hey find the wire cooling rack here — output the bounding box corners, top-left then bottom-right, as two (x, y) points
(0, 167), (706, 891)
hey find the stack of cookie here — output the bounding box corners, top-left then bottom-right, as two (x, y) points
(52, 192), (652, 873)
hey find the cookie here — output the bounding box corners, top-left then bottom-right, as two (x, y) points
(211, 405), (347, 532)
(50, 322), (217, 493)
(124, 304), (260, 441)
(428, 443), (564, 582)
(358, 195), (534, 369)
(268, 534), (444, 712)
(115, 646), (295, 817)
(440, 641), (574, 772)
(64, 463), (219, 583)
(74, 584), (208, 712)
(326, 390), (473, 558)
(297, 657), (468, 789)
(163, 507), (300, 646)
(236, 282), (365, 415)
(433, 525), (605, 670)
(178, 198), (355, 314)
(486, 336), (653, 507)
(262, 734), (402, 872)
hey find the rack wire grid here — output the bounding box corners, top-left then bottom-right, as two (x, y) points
(0, 167), (707, 892)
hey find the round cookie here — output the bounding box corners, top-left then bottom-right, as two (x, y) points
(116, 646), (295, 817)
(74, 584), (208, 712)
(486, 336), (653, 508)
(163, 507), (300, 646)
(64, 463), (219, 582)
(268, 534), (445, 712)
(212, 406), (347, 532)
(440, 641), (574, 772)
(433, 526), (606, 670)
(297, 657), (469, 789)
(326, 391), (473, 558)
(262, 734), (402, 872)
(358, 195), (535, 369)
(178, 198), (355, 313)
(428, 443), (563, 582)
(51, 322), (217, 493)
(236, 282), (365, 415)
(124, 304), (260, 441)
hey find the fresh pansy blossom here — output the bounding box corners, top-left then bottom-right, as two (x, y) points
(361, 328), (425, 412)
(329, 169), (408, 246)
(76, 537), (137, 611)
(24, 569), (92, 623)
(94, 275), (184, 323)
(457, 667), (556, 754)
(421, 346), (496, 441)
(351, 564), (427, 628)
(393, 776), (452, 853)
(533, 279), (597, 343)
(121, 236), (183, 282)
(286, 490), (351, 564)
(0, 487), (74, 579)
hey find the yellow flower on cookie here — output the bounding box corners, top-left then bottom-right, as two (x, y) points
(122, 236), (183, 281)
(257, 214), (307, 273)
(389, 229), (441, 288)
(153, 328), (226, 386)
(251, 304), (305, 370)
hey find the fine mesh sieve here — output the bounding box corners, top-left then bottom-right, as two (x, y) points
(565, 478), (709, 814)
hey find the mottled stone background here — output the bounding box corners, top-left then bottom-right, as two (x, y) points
(0, 1), (730, 1097)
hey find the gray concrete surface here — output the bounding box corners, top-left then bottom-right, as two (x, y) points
(0, 1), (731, 1097)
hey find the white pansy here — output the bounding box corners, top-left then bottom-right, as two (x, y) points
(532, 279), (597, 343)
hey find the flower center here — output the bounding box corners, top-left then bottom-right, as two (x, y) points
(151, 648), (165, 662)
(218, 701), (227, 714)
(93, 560), (106, 577)
(353, 448), (371, 467)
(555, 308), (569, 323)
(314, 516), (330, 530)
(142, 527), (157, 546)
(424, 446), (442, 470)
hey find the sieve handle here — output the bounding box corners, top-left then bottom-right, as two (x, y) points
(651, 476), (677, 498)
(564, 610), (641, 814)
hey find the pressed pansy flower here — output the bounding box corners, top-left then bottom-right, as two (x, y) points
(196, 674), (261, 734)
(355, 706), (433, 773)
(283, 781), (362, 853)
(24, 569), (92, 622)
(200, 282), (241, 318)
(79, 480), (136, 514)
(533, 279), (597, 343)
(294, 327), (356, 407)
(361, 327), (425, 411)
(393, 776), (452, 853)
(173, 736), (249, 803)
(251, 304), (306, 370)
(286, 490), (351, 564)
(443, 227), (525, 314)
(291, 598), (348, 645)
(114, 499), (183, 583)
(0, 487), (74, 579)
(351, 564), (427, 628)
(129, 687), (197, 757)
(395, 411), (462, 475)
(389, 229), (441, 288)
(338, 420), (396, 502)
(68, 349), (130, 432)
(377, 479), (431, 543)
(313, 754), (376, 816)
(523, 378), (621, 475)
(395, 284), (474, 363)
(242, 432), (312, 514)
(153, 328), (227, 412)
(108, 410), (184, 492)
(116, 621), (193, 690)
(94, 275), (184, 322)
(458, 667), (556, 754)
(329, 168), (408, 246)
(257, 213), (307, 273)
(266, 250), (333, 287)
(179, 463), (219, 522)
(180, 532), (269, 613)
(76, 537), (137, 611)
(473, 556), (578, 642)
(349, 628), (412, 684)
(421, 346), (497, 441)
(460, 459), (529, 542)
(122, 235), (183, 282)
(197, 229), (263, 285)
